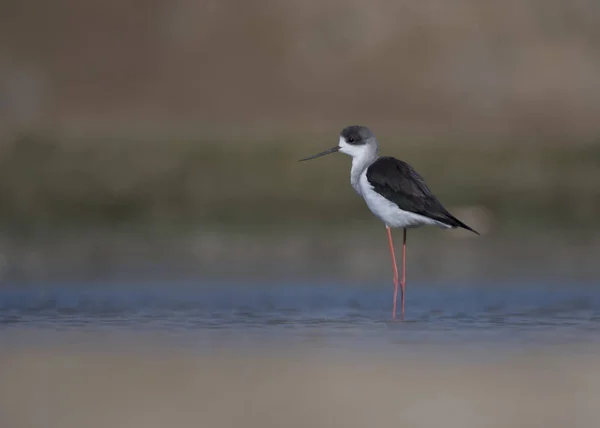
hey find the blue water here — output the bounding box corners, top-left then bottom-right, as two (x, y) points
(1, 282), (600, 351)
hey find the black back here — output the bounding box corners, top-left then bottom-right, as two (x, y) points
(366, 157), (479, 234)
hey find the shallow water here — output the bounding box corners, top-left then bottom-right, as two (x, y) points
(1, 282), (600, 351)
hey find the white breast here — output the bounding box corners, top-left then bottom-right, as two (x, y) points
(357, 170), (450, 229)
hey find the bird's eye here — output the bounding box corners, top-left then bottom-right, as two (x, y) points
(347, 137), (355, 143)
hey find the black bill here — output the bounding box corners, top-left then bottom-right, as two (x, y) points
(298, 146), (339, 162)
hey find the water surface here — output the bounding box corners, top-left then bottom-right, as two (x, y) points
(1, 282), (600, 352)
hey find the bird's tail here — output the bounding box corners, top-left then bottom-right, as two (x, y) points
(446, 214), (480, 235)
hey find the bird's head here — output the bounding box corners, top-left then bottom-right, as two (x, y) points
(299, 125), (378, 162)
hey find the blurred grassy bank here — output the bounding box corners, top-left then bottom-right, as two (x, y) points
(1, 342), (599, 428)
(1, 129), (599, 235)
(3, 0), (600, 282)
(0, 130), (598, 283)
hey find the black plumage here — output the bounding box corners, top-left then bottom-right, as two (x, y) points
(366, 156), (479, 235)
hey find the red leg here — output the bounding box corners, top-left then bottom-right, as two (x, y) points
(386, 226), (400, 320)
(401, 228), (407, 319)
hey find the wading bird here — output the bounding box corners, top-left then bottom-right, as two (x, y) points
(300, 125), (478, 320)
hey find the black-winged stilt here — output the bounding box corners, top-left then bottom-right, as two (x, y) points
(300, 125), (479, 320)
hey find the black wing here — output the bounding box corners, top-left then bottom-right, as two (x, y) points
(366, 157), (479, 234)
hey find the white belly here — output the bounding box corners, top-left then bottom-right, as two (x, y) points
(357, 170), (451, 229)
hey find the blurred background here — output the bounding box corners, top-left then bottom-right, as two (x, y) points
(0, 0), (599, 284)
(3, 2), (600, 428)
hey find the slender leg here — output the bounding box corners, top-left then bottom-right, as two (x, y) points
(401, 228), (407, 319)
(386, 226), (400, 320)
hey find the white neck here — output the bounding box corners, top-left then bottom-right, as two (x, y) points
(349, 145), (379, 194)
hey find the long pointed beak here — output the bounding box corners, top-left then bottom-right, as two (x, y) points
(298, 146), (339, 162)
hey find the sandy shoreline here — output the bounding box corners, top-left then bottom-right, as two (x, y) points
(1, 342), (598, 428)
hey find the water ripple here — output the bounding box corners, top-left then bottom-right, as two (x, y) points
(1, 282), (600, 349)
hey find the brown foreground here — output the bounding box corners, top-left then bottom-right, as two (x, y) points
(1, 342), (599, 428)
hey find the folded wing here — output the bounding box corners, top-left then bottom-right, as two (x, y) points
(366, 157), (479, 234)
